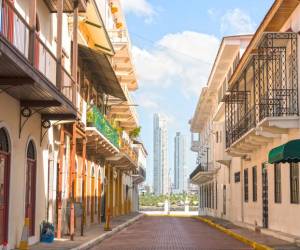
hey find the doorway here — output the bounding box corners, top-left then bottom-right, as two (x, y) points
(223, 185), (226, 216)
(0, 128), (10, 245)
(262, 163), (268, 228)
(25, 140), (37, 236)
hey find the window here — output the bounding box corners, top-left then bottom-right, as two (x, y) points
(274, 164), (281, 203)
(244, 169), (248, 202)
(290, 163), (299, 204)
(0, 128), (9, 152)
(252, 166), (257, 202)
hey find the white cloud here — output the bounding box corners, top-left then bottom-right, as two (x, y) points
(132, 31), (219, 96)
(119, 0), (155, 22)
(134, 92), (159, 109)
(221, 8), (256, 35)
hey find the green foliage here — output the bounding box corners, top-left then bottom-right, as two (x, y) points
(139, 193), (199, 207)
(87, 106), (120, 148)
(129, 126), (141, 139)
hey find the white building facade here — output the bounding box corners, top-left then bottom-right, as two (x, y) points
(190, 0), (300, 241)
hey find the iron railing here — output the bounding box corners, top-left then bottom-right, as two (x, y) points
(225, 32), (299, 148)
(87, 106), (120, 148)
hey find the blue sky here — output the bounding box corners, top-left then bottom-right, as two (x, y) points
(120, 0), (274, 187)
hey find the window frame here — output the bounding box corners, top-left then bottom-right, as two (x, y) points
(274, 163), (282, 203)
(290, 163), (299, 204)
(244, 169), (249, 202)
(252, 166), (257, 202)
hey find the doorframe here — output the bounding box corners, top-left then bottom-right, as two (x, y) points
(25, 139), (37, 237)
(0, 125), (11, 245)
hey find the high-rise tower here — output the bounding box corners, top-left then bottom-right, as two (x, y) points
(153, 113), (169, 195)
(174, 132), (187, 193)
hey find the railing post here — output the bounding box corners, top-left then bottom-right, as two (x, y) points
(56, 0), (63, 90)
(28, 0), (36, 65)
(72, 0), (79, 106)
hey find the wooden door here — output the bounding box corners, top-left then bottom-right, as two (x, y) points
(25, 159), (36, 236)
(0, 152), (9, 244)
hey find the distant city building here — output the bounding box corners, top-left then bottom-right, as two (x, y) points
(153, 113), (169, 195)
(174, 132), (187, 193)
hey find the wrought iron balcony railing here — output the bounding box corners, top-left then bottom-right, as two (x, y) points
(225, 32), (299, 148)
(0, 0), (76, 105)
(87, 106), (120, 148)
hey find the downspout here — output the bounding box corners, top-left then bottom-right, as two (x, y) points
(241, 157), (244, 223)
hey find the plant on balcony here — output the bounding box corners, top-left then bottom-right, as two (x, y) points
(129, 126), (141, 139)
(86, 106), (120, 148)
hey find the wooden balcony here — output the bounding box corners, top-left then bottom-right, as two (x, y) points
(107, 132), (138, 171)
(86, 106), (120, 159)
(225, 32), (299, 155)
(0, 0), (77, 120)
(43, 0), (87, 13)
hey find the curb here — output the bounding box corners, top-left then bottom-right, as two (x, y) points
(193, 216), (273, 250)
(71, 214), (144, 250)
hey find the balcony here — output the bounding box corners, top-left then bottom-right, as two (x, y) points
(0, 0), (76, 120)
(132, 166), (146, 184)
(107, 131), (139, 171)
(190, 163), (217, 185)
(108, 29), (138, 91)
(86, 106), (120, 159)
(225, 32), (299, 156)
(108, 85), (139, 131)
(108, 30), (128, 44)
(43, 0), (87, 13)
(191, 133), (201, 152)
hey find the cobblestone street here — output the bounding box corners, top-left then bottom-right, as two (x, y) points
(92, 216), (252, 250)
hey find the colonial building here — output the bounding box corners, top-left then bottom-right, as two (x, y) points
(190, 0), (300, 241)
(0, 0), (146, 248)
(190, 35), (252, 218)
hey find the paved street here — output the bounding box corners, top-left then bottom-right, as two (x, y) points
(92, 216), (252, 250)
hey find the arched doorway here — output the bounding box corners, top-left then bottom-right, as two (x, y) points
(0, 128), (10, 245)
(25, 140), (36, 236)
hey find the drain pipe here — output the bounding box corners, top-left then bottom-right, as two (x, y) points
(241, 157), (244, 223)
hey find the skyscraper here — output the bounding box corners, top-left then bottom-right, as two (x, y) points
(174, 132), (187, 193)
(153, 113), (169, 195)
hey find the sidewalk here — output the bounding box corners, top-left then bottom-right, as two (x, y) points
(201, 216), (300, 250)
(29, 213), (143, 250)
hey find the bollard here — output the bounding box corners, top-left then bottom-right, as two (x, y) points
(18, 218), (29, 250)
(104, 208), (112, 231)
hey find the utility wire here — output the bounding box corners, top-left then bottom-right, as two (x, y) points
(130, 31), (214, 65)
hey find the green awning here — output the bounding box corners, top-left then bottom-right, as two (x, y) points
(269, 140), (300, 164)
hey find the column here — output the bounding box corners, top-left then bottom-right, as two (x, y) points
(56, 125), (64, 239)
(80, 138), (86, 236)
(72, 0), (78, 104)
(28, 0), (36, 64)
(56, 0), (63, 89)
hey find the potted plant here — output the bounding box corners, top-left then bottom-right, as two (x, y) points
(129, 126), (141, 139)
